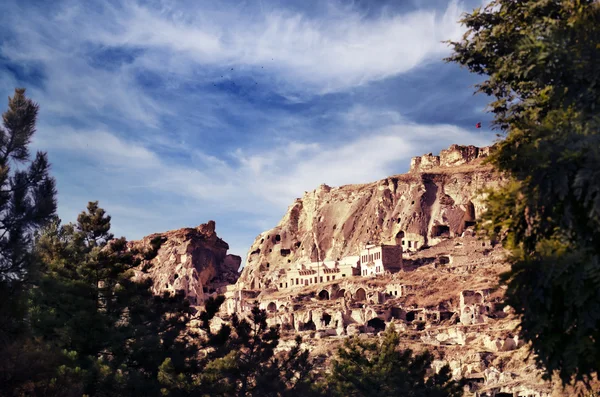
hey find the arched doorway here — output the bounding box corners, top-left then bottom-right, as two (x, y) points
(395, 231), (405, 246)
(334, 288), (346, 300)
(318, 290), (330, 300)
(354, 288), (366, 301)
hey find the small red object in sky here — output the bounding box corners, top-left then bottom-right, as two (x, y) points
(476, 122), (482, 129)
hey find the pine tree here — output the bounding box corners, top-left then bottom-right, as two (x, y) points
(0, 88), (57, 342)
(32, 202), (200, 396)
(198, 305), (316, 396)
(0, 88), (60, 397)
(446, 0), (600, 385)
(31, 202), (318, 396)
(324, 327), (463, 397)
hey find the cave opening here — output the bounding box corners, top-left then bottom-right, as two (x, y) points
(301, 320), (316, 331)
(464, 220), (476, 228)
(432, 225), (450, 237)
(367, 318), (386, 332)
(395, 231), (405, 245)
(391, 307), (403, 320)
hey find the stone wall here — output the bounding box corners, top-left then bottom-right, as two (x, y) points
(410, 144), (495, 173)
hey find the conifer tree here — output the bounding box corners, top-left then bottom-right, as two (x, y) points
(198, 305), (316, 396)
(0, 89), (60, 396)
(324, 327), (462, 397)
(32, 203), (317, 397)
(0, 88), (57, 342)
(446, 0), (600, 385)
(32, 202), (200, 396)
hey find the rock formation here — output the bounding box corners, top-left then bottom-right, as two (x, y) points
(130, 220), (241, 305)
(129, 144), (567, 396)
(238, 144), (502, 291)
(225, 144), (565, 396)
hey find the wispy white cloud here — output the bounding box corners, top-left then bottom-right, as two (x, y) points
(3, 0), (468, 101)
(85, 0), (467, 93)
(2, 0), (493, 259)
(38, 110), (492, 217)
(233, 120), (492, 207)
(36, 128), (160, 169)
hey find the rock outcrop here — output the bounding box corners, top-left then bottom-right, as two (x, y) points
(131, 221), (241, 305)
(238, 144), (502, 290)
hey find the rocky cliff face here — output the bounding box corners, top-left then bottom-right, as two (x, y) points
(238, 144), (503, 290)
(227, 144), (564, 396)
(131, 221), (241, 305)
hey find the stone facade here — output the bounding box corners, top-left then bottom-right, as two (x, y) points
(410, 144), (495, 173)
(358, 243), (403, 276)
(284, 257), (360, 289)
(460, 289), (491, 325)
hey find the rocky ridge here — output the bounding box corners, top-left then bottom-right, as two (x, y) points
(237, 144), (502, 291)
(129, 144), (567, 396)
(223, 144), (567, 396)
(130, 220), (241, 305)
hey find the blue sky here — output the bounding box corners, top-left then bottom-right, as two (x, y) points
(0, 0), (495, 261)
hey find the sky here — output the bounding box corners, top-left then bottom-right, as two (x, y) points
(0, 0), (496, 262)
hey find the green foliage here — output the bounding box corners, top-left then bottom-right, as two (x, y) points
(30, 202), (317, 396)
(199, 305), (316, 396)
(0, 88), (57, 342)
(324, 327), (463, 397)
(0, 339), (84, 396)
(0, 89), (60, 396)
(446, 0), (600, 131)
(446, 0), (600, 385)
(31, 202), (200, 396)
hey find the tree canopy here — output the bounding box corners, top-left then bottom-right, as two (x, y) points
(324, 327), (463, 397)
(28, 201), (318, 396)
(0, 88), (57, 342)
(447, 0), (600, 385)
(31, 202), (201, 396)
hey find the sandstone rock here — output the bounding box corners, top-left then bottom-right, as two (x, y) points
(237, 144), (503, 291)
(130, 221), (241, 305)
(483, 335), (520, 352)
(132, 142), (562, 397)
(346, 324), (361, 336)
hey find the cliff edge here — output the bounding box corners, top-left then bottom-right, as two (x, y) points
(237, 144), (501, 290)
(131, 221), (241, 304)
